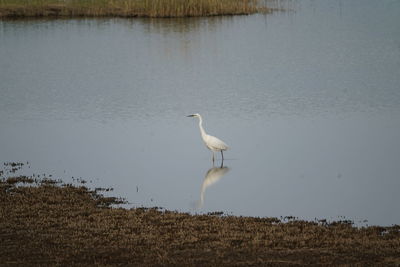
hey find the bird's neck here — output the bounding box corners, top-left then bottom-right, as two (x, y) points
(198, 116), (207, 138)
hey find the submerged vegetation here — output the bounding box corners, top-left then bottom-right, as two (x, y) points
(0, 0), (270, 18)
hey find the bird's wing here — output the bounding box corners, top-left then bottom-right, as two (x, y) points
(206, 135), (229, 150)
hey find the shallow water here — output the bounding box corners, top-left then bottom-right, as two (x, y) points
(1, 0), (400, 226)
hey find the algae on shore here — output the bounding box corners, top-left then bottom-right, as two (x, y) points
(1, 175), (399, 265)
(0, 0), (270, 18)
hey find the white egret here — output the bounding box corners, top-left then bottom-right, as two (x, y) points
(187, 113), (229, 162)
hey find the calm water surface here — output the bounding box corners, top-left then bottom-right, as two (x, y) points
(1, 0), (400, 226)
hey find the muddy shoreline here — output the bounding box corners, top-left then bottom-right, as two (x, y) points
(1, 174), (399, 265)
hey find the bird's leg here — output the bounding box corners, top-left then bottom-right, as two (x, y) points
(212, 152), (215, 163)
(221, 150), (224, 161)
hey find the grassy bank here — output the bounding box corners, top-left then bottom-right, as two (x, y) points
(1, 175), (400, 265)
(0, 0), (270, 18)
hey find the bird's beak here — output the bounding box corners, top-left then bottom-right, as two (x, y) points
(187, 115), (195, 117)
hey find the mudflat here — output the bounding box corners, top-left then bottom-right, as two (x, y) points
(1, 176), (399, 265)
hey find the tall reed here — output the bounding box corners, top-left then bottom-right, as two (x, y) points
(0, 0), (270, 18)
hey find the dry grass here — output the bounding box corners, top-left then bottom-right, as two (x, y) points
(1, 176), (400, 265)
(0, 0), (270, 18)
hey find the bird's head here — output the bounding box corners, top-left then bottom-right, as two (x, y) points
(187, 113), (200, 118)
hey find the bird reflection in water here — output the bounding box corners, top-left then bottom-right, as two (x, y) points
(197, 164), (230, 209)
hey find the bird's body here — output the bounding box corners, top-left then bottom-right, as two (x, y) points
(187, 113), (229, 162)
(202, 134), (228, 152)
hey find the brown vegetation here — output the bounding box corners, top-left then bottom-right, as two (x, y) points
(0, 0), (270, 18)
(1, 176), (400, 265)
